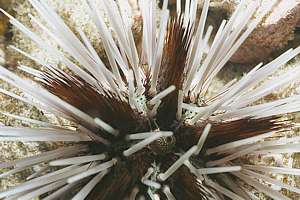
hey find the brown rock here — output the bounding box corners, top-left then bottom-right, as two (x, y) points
(160, 0), (300, 64)
(231, 0), (300, 63)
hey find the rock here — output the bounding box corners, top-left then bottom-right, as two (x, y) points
(197, 0), (300, 64)
(161, 0), (300, 64)
(231, 0), (300, 63)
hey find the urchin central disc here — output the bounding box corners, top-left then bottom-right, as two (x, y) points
(149, 135), (176, 155)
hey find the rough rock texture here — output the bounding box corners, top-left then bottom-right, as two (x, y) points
(230, 0), (300, 63)
(166, 0), (300, 64)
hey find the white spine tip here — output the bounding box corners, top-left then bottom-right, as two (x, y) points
(194, 123), (211, 155)
(94, 118), (119, 136)
(123, 132), (173, 157)
(149, 85), (176, 105)
(158, 145), (198, 181)
(157, 173), (166, 182)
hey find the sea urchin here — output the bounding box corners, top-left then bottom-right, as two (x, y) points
(1, 0), (300, 199)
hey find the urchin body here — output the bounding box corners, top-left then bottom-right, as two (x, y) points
(0, 0), (300, 200)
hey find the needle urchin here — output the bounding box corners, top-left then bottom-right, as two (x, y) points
(1, 0), (300, 199)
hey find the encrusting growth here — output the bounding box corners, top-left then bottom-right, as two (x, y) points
(1, 0), (300, 199)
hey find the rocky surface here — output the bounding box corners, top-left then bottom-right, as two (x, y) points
(166, 0), (300, 64)
(231, 0), (300, 63)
